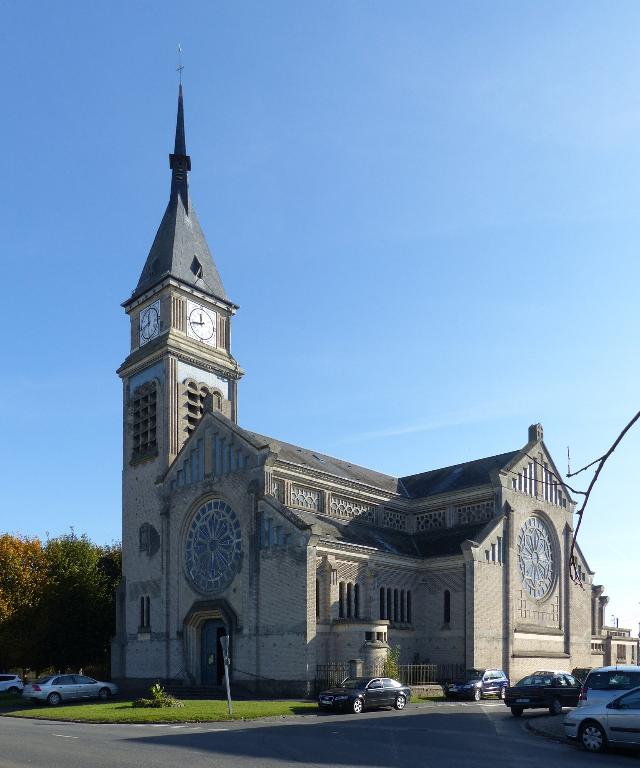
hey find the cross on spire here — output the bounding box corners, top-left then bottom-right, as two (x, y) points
(177, 43), (184, 85)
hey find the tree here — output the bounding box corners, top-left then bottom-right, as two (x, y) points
(0, 532), (121, 674)
(0, 534), (46, 670)
(40, 533), (121, 672)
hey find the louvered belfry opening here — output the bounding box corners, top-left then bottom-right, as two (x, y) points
(132, 382), (158, 459)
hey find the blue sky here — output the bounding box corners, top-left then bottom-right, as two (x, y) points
(1, 1), (638, 632)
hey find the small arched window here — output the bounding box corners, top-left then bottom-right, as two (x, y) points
(346, 583), (353, 618)
(339, 582), (345, 618)
(316, 579), (320, 618)
(354, 584), (360, 618)
(140, 595), (150, 630)
(379, 587), (385, 620)
(444, 589), (451, 624)
(387, 588), (392, 622)
(407, 590), (412, 624)
(393, 589), (399, 623)
(400, 590), (406, 623)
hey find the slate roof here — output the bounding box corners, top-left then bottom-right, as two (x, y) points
(286, 508), (490, 558)
(399, 451), (519, 499)
(133, 195), (228, 302)
(240, 429), (400, 494)
(127, 85), (228, 305)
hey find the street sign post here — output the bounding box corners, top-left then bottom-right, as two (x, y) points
(219, 635), (233, 716)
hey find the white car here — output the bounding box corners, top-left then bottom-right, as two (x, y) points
(578, 666), (640, 708)
(564, 685), (640, 752)
(22, 674), (118, 706)
(0, 674), (23, 695)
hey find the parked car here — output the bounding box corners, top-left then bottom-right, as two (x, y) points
(578, 666), (640, 709)
(318, 677), (411, 714)
(564, 685), (640, 753)
(444, 669), (510, 701)
(0, 674), (23, 695)
(504, 671), (581, 716)
(571, 667), (592, 684)
(22, 674), (118, 706)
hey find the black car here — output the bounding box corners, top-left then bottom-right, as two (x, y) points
(318, 677), (411, 714)
(444, 669), (510, 701)
(504, 672), (581, 716)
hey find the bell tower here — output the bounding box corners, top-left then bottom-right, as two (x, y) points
(118, 85), (243, 471)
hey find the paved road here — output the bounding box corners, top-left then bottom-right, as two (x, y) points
(1, 701), (638, 768)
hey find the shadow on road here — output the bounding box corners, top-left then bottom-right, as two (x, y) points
(121, 709), (536, 768)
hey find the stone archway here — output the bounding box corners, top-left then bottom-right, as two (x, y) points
(183, 600), (238, 686)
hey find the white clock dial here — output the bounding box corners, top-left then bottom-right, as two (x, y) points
(187, 301), (216, 345)
(139, 300), (160, 346)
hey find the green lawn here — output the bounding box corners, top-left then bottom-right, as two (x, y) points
(2, 699), (318, 723)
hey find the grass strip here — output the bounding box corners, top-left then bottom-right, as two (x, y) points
(3, 699), (318, 723)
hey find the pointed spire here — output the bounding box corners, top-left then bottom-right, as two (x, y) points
(127, 84), (230, 307)
(174, 84), (187, 155)
(169, 84), (191, 212)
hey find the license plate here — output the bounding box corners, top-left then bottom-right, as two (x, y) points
(516, 698), (530, 703)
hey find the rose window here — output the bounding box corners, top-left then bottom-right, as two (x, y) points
(517, 516), (555, 599)
(185, 499), (242, 594)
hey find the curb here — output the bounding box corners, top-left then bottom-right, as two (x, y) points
(524, 718), (568, 744)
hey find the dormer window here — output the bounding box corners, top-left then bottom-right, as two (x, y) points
(190, 256), (203, 279)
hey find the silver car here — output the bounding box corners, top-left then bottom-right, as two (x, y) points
(22, 674), (118, 706)
(0, 674), (23, 695)
(564, 685), (640, 752)
(578, 666), (640, 708)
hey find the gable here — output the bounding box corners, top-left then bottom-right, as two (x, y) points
(164, 410), (268, 492)
(504, 441), (573, 508)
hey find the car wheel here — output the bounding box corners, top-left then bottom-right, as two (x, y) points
(473, 688), (482, 702)
(352, 698), (363, 714)
(47, 692), (62, 706)
(549, 698), (563, 716)
(579, 721), (607, 753)
(98, 687), (111, 701)
(510, 707), (523, 717)
(7, 686), (19, 696)
(395, 694), (406, 710)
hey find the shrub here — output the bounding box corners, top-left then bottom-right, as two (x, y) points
(382, 645), (401, 679)
(132, 682), (184, 708)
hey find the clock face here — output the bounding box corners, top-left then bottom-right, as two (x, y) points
(139, 301), (160, 346)
(187, 301), (216, 345)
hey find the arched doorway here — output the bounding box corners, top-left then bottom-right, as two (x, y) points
(183, 600), (237, 687)
(200, 619), (228, 686)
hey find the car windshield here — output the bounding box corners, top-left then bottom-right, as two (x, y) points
(517, 675), (553, 687)
(33, 676), (53, 684)
(464, 669), (485, 681)
(339, 678), (370, 689)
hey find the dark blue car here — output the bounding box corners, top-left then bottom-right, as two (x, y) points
(445, 669), (510, 701)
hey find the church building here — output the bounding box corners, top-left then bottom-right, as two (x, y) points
(112, 87), (609, 694)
